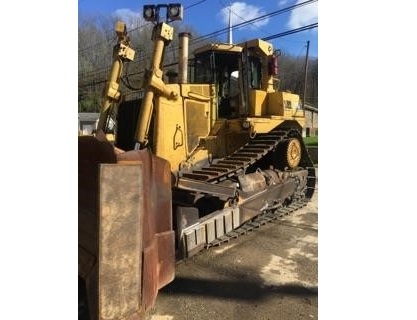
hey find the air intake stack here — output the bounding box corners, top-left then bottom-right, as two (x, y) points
(178, 32), (190, 84)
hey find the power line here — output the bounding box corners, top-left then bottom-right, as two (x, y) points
(134, 0), (317, 68)
(190, 0), (316, 45)
(117, 22), (318, 81)
(78, 23), (149, 54)
(87, 0), (316, 77)
(262, 23), (317, 41)
(79, 0), (317, 86)
(79, 0), (315, 54)
(185, 0), (207, 10)
(217, 0), (273, 37)
(79, 1), (207, 54)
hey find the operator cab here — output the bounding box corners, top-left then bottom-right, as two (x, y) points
(192, 43), (265, 119)
(193, 45), (242, 119)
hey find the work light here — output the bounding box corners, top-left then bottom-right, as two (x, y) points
(143, 5), (156, 21)
(167, 3), (183, 21)
(143, 3), (183, 23)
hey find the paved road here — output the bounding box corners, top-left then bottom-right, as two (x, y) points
(146, 182), (318, 320)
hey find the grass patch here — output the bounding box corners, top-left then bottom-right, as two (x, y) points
(303, 136), (318, 146)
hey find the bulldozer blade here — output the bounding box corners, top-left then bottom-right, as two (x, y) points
(78, 136), (174, 320)
(98, 163), (144, 320)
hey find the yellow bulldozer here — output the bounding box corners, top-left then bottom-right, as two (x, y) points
(79, 3), (316, 319)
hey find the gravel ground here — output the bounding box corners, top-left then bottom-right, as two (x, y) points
(146, 179), (318, 320)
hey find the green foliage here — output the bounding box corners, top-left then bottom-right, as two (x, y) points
(78, 13), (318, 111)
(78, 95), (101, 113)
(303, 135), (318, 146)
(278, 52), (318, 108)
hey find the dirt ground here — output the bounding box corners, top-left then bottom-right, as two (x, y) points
(146, 180), (318, 320)
(78, 173), (318, 320)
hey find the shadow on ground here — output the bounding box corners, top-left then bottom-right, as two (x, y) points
(160, 276), (317, 301)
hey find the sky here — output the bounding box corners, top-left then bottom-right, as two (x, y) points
(78, 0), (318, 58)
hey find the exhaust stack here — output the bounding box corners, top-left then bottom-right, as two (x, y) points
(178, 32), (190, 84)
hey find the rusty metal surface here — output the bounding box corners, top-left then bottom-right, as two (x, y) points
(177, 177), (237, 199)
(156, 231), (175, 288)
(143, 239), (158, 311)
(117, 150), (174, 311)
(78, 136), (117, 215)
(239, 180), (297, 224)
(79, 136), (118, 319)
(98, 164), (144, 320)
(79, 137), (175, 320)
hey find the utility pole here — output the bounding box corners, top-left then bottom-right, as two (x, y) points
(302, 40), (310, 109)
(227, 1), (233, 44)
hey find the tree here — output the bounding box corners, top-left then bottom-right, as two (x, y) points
(78, 13), (318, 111)
(278, 52), (318, 108)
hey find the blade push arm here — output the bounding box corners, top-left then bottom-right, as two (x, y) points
(97, 21), (135, 132)
(134, 22), (178, 149)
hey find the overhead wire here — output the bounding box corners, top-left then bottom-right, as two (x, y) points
(119, 22), (318, 80)
(83, 0), (316, 80)
(185, 0), (207, 10)
(79, 0), (317, 90)
(217, 0), (273, 37)
(79, 0), (207, 54)
(79, 1), (208, 78)
(190, 0), (316, 45)
(262, 23), (317, 41)
(79, 0), (315, 55)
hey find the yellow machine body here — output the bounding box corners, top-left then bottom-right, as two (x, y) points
(147, 40), (306, 177)
(79, 7), (316, 320)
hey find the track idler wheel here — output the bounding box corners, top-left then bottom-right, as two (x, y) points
(274, 138), (302, 170)
(285, 138), (302, 169)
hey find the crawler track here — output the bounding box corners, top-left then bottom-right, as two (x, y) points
(205, 197), (309, 248)
(177, 126), (316, 256)
(179, 126), (316, 200)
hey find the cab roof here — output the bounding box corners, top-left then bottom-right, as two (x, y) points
(193, 39), (274, 57)
(194, 43), (243, 55)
